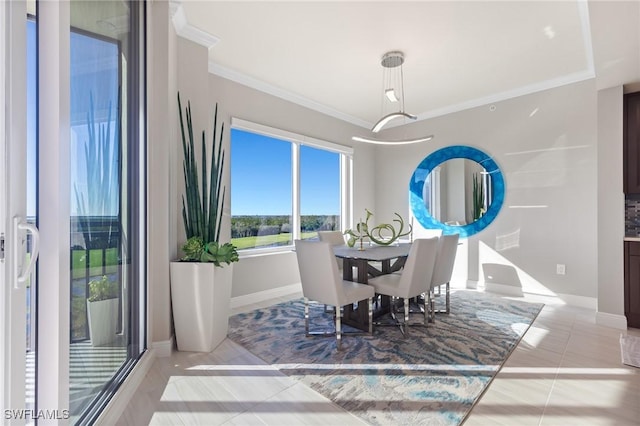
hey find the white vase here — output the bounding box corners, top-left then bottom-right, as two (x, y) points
(87, 298), (119, 347)
(169, 261), (234, 352)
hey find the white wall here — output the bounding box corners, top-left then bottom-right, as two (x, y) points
(147, 0), (177, 346)
(375, 80), (600, 304)
(597, 85), (625, 325)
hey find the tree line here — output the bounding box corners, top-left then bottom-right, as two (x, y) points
(231, 215), (339, 238)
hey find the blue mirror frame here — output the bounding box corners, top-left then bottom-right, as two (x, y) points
(409, 145), (504, 237)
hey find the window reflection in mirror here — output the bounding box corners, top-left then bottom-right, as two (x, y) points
(409, 145), (504, 238)
(424, 159), (493, 226)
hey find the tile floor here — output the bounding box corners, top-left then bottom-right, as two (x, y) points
(117, 288), (640, 425)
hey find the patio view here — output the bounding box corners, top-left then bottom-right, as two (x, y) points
(230, 127), (342, 250)
(23, 2), (142, 422)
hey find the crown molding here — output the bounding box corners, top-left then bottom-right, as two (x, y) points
(413, 69), (595, 123)
(209, 61), (372, 129)
(172, 0), (596, 132)
(169, 1), (219, 50)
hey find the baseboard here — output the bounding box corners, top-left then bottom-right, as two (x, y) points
(150, 336), (174, 357)
(484, 282), (524, 297)
(554, 293), (597, 310)
(596, 311), (628, 330)
(230, 283), (302, 309)
(95, 348), (156, 425)
(479, 283), (598, 310)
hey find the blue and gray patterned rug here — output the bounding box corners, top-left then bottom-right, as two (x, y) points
(228, 290), (543, 425)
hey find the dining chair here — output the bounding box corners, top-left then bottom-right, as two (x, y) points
(294, 239), (375, 350)
(318, 230), (346, 270)
(367, 237), (438, 335)
(428, 233), (459, 321)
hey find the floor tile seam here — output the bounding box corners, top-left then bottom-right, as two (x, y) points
(218, 380), (345, 426)
(539, 329), (573, 424)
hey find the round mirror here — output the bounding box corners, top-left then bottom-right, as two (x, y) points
(409, 145), (504, 237)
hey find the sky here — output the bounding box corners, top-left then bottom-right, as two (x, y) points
(231, 128), (340, 216)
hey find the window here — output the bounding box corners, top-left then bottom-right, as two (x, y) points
(231, 119), (351, 252)
(300, 145), (340, 239)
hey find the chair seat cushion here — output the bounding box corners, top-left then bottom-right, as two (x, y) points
(340, 280), (375, 306)
(368, 273), (404, 298)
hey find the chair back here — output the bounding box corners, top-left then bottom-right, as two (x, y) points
(431, 233), (459, 288)
(398, 237), (438, 297)
(318, 231), (346, 246)
(294, 240), (343, 306)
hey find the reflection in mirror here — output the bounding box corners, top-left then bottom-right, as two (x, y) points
(409, 145), (504, 237)
(424, 159), (493, 226)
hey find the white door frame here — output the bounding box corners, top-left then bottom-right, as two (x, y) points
(37, 0), (71, 417)
(2, 1), (72, 421)
(1, 0), (29, 420)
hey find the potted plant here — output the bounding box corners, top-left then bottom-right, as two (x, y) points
(87, 275), (119, 347)
(169, 93), (239, 352)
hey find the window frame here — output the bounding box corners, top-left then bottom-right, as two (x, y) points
(230, 118), (353, 256)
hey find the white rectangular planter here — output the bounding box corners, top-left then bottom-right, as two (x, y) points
(87, 298), (119, 347)
(169, 261), (234, 352)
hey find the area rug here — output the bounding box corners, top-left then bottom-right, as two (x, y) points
(228, 290), (543, 425)
(620, 334), (640, 368)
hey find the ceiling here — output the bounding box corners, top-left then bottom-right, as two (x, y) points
(175, 1), (640, 130)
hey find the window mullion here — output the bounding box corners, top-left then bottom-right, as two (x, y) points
(292, 142), (300, 240)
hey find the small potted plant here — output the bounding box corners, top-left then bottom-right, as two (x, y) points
(169, 93), (239, 352)
(87, 275), (119, 347)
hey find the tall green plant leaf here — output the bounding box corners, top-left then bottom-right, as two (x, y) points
(178, 92), (235, 265)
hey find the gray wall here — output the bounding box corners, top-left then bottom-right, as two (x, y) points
(208, 72), (377, 298)
(147, 0), (177, 345)
(152, 9), (640, 344)
(374, 80), (600, 304)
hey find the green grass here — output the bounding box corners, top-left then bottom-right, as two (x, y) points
(71, 248), (119, 279)
(231, 232), (318, 250)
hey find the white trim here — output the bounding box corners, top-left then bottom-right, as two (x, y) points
(577, 0), (595, 74)
(484, 282), (524, 297)
(38, 0), (72, 413)
(165, 0), (598, 132)
(555, 292), (597, 310)
(413, 69), (595, 124)
(292, 143), (300, 241)
(94, 349), (156, 425)
(169, 1), (219, 50)
(231, 117), (353, 155)
(150, 337), (174, 358)
(0, 0), (7, 413)
(483, 283), (598, 310)
(238, 246), (295, 259)
(595, 312), (628, 330)
(212, 62), (371, 129)
(230, 283), (301, 310)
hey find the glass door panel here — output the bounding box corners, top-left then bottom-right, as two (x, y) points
(68, 1), (143, 422)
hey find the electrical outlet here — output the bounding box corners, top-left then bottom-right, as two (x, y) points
(556, 264), (566, 275)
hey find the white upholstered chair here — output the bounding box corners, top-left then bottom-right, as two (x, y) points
(318, 230), (346, 270)
(317, 230), (346, 246)
(367, 237), (439, 335)
(294, 239), (375, 349)
(428, 233), (459, 320)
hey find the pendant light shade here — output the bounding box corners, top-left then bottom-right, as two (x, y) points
(353, 51), (434, 145)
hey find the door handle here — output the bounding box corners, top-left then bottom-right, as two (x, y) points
(13, 216), (40, 289)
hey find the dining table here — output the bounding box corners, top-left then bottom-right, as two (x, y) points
(333, 242), (412, 331)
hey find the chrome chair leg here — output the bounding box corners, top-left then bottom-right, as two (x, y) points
(445, 282), (450, 314)
(368, 297), (373, 334)
(304, 297), (310, 335)
(336, 306), (342, 350)
(404, 299), (410, 336)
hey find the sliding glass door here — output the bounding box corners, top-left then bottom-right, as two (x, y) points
(2, 1), (146, 424)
